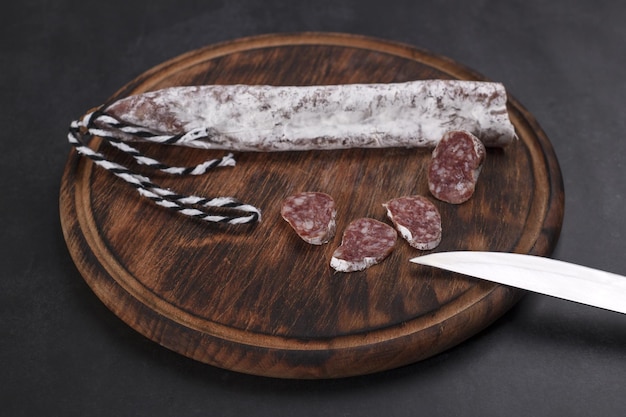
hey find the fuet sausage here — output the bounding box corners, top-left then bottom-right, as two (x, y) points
(98, 80), (516, 150)
(384, 195), (442, 250)
(281, 192), (337, 245)
(69, 81), (513, 226)
(428, 130), (486, 204)
(330, 218), (397, 272)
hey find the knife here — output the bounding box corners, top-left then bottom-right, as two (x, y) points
(410, 251), (626, 314)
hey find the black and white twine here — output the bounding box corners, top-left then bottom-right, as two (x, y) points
(68, 108), (261, 225)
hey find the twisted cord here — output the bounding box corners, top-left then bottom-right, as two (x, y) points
(84, 110), (236, 174)
(67, 110), (261, 225)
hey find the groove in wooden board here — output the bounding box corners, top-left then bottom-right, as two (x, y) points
(60, 32), (564, 378)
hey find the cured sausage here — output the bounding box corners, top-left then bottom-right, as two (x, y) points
(98, 80), (516, 150)
(428, 130), (486, 204)
(330, 218), (397, 272)
(383, 195), (442, 250)
(281, 192), (337, 245)
(69, 80), (512, 226)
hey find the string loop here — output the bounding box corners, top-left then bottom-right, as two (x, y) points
(67, 109), (261, 225)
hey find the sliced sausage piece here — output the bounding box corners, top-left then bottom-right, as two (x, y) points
(281, 192), (337, 245)
(428, 130), (486, 204)
(383, 195), (442, 250)
(330, 218), (397, 272)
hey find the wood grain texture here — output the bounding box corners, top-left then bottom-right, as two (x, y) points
(59, 32), (564, 379)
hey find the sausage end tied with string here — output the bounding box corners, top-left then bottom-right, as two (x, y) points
(66, 81), (516, 227)
(67, 107), (262, 225)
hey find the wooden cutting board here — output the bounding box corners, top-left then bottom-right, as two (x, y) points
(60, 32), (564, 379)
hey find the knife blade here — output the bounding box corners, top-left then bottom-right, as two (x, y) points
(410, 251), (626, 314)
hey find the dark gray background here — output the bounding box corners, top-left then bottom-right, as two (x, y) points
(2, 1), (626, 416)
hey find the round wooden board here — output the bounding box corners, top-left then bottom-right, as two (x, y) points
(60, 32), (564, 379)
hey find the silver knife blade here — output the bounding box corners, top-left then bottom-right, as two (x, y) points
(410, 251), (626, 314)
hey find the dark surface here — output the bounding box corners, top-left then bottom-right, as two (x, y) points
(2, 0), (625, 415)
